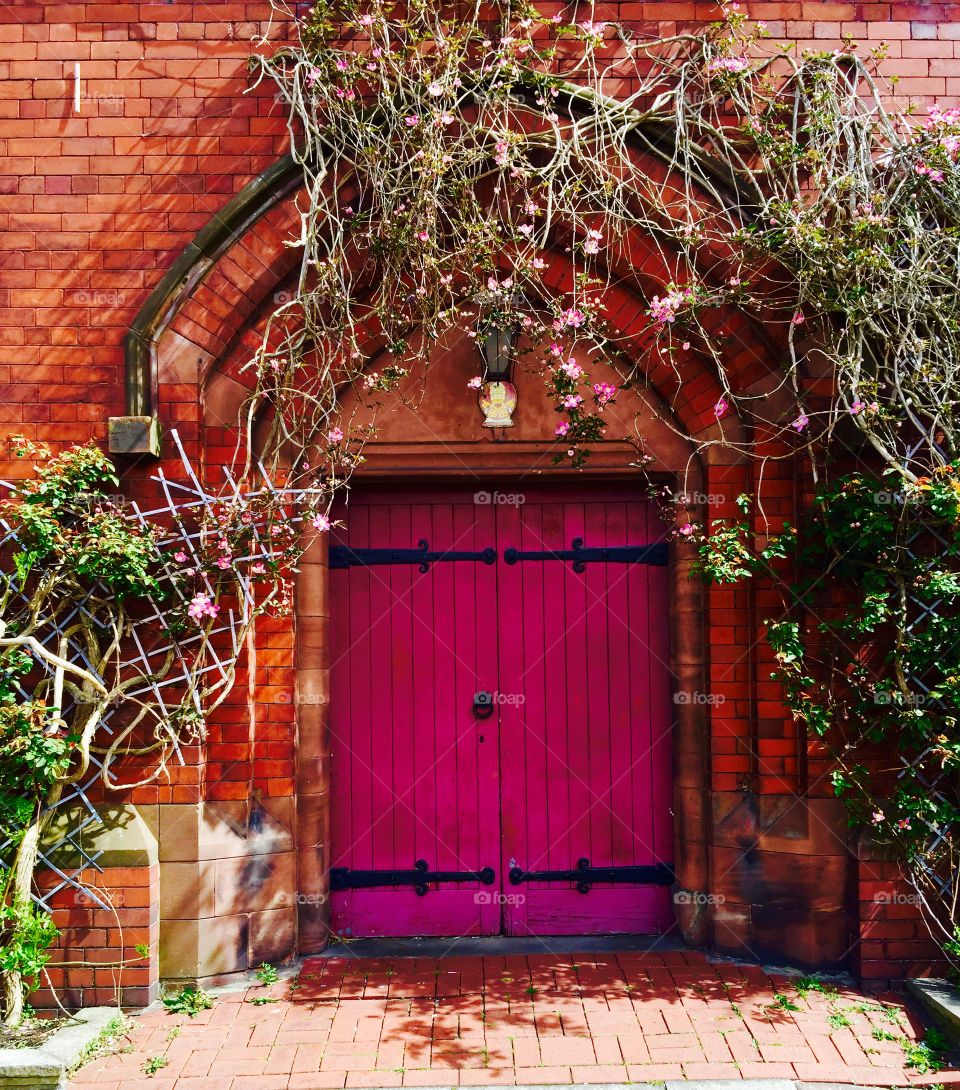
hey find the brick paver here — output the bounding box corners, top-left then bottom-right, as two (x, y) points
(68, 950), (955, 1088)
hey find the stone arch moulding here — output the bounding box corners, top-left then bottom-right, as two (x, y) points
(107, 154), (302, 456)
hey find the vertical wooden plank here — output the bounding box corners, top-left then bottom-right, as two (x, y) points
(407, 501), (436, 869)
(495, 491), (524, 934)
(626, 498), (654, 875)
(540, 497), (570, 876)
(519, 499), (548, 887)
(451, 500), (480, 879)
(386, 501), (415, 872)
(562, 497), (590, 868)
(603, 500), (633, 866)
(472, 494), (502, 934)
(431, 501), (459, 871)
(347, 504), (374, 873)
(583, 496), (614, 873)
(328, 503), (353, 871)
(364, 501), (395, 872)
(645, 503), (674, 867)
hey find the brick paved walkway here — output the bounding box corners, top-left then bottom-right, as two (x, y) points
(69, 949), (955, 1089)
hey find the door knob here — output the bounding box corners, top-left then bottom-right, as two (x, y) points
(473, 691), (494, 719)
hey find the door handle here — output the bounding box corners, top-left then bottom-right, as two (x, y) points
(473, 691), (494, 719)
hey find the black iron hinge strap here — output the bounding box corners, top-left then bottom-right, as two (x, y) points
(330, 859), (496, 897)
(330, 540), (497, 573)
(508, 858), (674, 894)
(503, 538), (668, 571)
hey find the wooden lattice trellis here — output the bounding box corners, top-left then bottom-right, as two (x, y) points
(0, 431), (309, 911)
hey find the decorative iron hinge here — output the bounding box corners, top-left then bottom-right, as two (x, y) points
(330, 859), (496, 896)
(503, 538), (668, 572)
(329, 540), (497, 573)
(508, 857), (675, 894)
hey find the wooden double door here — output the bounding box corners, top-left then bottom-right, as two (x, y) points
(328, 484), (673, 937)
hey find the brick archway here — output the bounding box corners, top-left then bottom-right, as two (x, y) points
(123, 143), (856, 978)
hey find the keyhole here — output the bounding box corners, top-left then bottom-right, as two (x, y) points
(479, 734), (485, 743)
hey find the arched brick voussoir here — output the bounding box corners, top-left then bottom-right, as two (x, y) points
(161, 197), (308, 388)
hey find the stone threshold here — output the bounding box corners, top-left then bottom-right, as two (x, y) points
(318, 933), (689, 958)
(907, 977), (960, 1045)
(0, 1007), (118, 1090)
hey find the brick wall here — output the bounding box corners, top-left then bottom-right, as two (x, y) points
(856, 837), (950, 990)
(2, 1), (959, 995)
(33, 863), (159, 1011)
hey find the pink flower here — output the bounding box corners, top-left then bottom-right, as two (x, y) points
(897, 818), (912, 830)
(416, 230), (429, 241)
(560, 358), (582, 379)
(678, 523), (695, 537)
(707, 56), (749, 74)
(791, 413), (809, 432)
(327, 427), (344, 443)
(251, 562), (266, 575)
(562, 308), (585, 327)
(174, 550), (187, 563)
(583, 229), (602, 255)
(682, 341), (691, 350)
(871, 810), (885, 825)
(792, 312), (805, 325)
(714, 397), (729, 419)
(849, 400), (864, 415)
(405, 114), (420, 127)
(312, 513), (331, 532)
(187, 593), (219, 623)
(915, 161), (944, 182)
(427, 81), (443, 96)
(593, 382), (617, 405)
(555, 421), (570, 437)
(216, 556), (232, 570)
(562, 393), (582, 410)
(549, 343), (564, 357)
(467, 376), (483, 389)
(648, 288), (688, 324)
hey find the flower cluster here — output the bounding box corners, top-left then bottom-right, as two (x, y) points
(648, 285), (694, 325)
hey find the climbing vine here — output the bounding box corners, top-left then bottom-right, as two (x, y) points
(245, 0), (960, 966)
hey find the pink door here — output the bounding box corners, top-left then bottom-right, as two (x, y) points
(328, 489), (502, 937)
(496, 487), (673, 934)
(328, 484), (673, 938)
